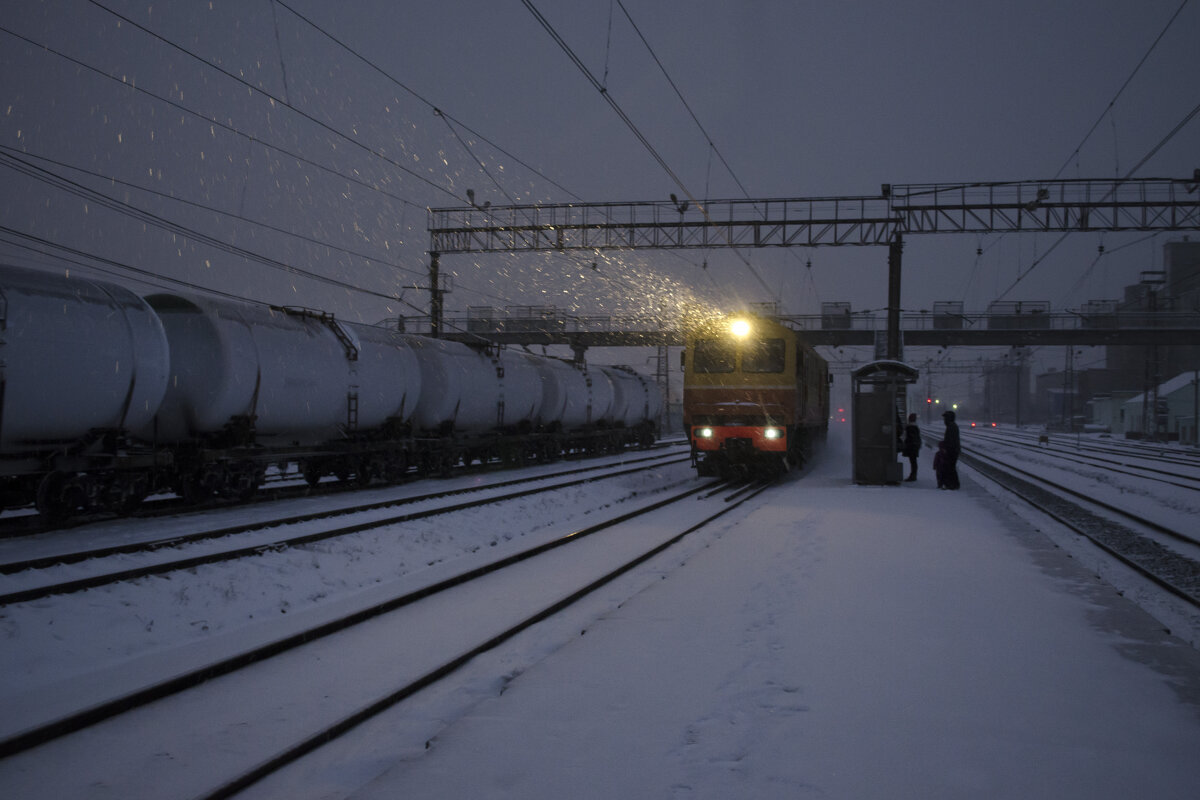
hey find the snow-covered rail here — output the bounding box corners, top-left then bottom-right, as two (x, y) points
(0, 473), (774, 798)
(961, 448), (1200, 609)
(0, 452), (690, 605)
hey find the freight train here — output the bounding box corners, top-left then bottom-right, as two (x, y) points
(0, 264), (662, 520)
(683, 313), (829, 477)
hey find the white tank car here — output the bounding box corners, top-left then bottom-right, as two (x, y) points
(525, 356), (584, 428)
(557, 363), (615, 427)
(141, 294), (358, 445)
(602, 366), (662, 427)
(404, 337), (544, 434)
(0, 264), (169, 450)
(343, 321), (422, 430)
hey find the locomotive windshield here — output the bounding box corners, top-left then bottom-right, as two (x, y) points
(692, 339), (736, 373)
(742, 338), (786, 373)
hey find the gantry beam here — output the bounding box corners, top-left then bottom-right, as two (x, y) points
(428, 176), (1200, 254)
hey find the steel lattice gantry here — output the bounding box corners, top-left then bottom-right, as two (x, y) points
(426, 175), (1200, 346)
(429, 177), (1200, 253)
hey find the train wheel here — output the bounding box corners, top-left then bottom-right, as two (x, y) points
(178, 473), (208, 504)
(111, 474), (150, 514)
(303, 463), (324, 487)
(383, 452), (408, 483)
(230, 463), (259, 501)
(356, 457), (382, 487)
(36, 471), (87, 522)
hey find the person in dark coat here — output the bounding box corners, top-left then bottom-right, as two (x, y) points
(902, 412), (921, 481)
(933, 440), (948, 488)
(941, 409), (961, 490)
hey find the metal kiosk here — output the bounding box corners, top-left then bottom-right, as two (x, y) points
(851, 360), (919, 485)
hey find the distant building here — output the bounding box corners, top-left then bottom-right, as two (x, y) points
(1118, 371), (1199, 443)
(1086, 391), (1139, 433)
(1106, 237), (1200, 393)
(1035, 366), (1119, 429)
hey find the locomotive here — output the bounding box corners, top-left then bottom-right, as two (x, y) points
(683, 313), (829, 477)
(0, 264), (662, 520)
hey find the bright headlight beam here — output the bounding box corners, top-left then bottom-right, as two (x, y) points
(729, 318), (751, 338)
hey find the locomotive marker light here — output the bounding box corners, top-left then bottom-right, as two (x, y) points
(763, 427), (783, 439)
(697, 427), (714, 438)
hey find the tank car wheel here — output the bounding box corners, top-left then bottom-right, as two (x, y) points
(36, 471), (87, 522)
(178, 474), (208, 505)
(229, 464), (259, 501)
(112, 474), (150, 514)
(303, 463), (324, 487)
(383, 452), (409, 483)
(356, 457), (383, 487)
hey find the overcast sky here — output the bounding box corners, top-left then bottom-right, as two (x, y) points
(2, 0), (1197, 348)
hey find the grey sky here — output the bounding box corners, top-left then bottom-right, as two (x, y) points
(1, 0), (1197, 335)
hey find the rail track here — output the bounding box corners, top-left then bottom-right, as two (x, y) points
(0, 441), (690, 537)
(964, 429), (1200, 493)
(0, 450), (691, 605)
(960, 447), (1200, 611)
(0, 470), (775, 799)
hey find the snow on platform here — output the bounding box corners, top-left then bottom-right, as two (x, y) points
(345, 428), (1200, 800)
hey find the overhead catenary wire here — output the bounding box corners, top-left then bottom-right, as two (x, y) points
(83, 0), (465, 205)
(1052, 0), (1192, 180)
(995, 97), (1200, 302)
(0, 22), (551, 315)
(0, 150), (409, 303)
(615, 0), (815, 302)
(0, 145), (427, 280)
(271, 0), (716, 305)
(955, 0), (1193, 310)
(520, 0), (774, 300)
(0, 24), (429, 219)
(614, 0), (753, 202)
(273, 0), (586, 205)
(988, 1), (1196, 305)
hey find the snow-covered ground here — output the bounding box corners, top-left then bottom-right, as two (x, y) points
(3, 427), (1200, 799)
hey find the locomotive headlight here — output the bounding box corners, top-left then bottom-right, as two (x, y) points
(729, 318), (751, 338)
(697, 427), (714, 439)
(763, 427), (782, 439)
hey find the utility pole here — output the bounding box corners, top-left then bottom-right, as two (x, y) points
(886, 233), (903, 361)
(1193, 369), (1199, 446)
(429, 251), (443, 338)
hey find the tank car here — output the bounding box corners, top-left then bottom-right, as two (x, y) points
(0, 264), (664, 520)
(140, 291), (425, 497)
(682, 313), (829, 477)
(0, 264), (171, 516)
(600, 365), (663, 448)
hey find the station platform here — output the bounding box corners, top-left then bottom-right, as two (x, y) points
(346, 428), (1200, 799)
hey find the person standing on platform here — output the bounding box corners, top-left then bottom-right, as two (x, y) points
(902, 413), (921, 481)
(941, 409), (961, 490)
(933, 440), (949, 488)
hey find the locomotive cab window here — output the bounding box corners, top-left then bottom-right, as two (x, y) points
(693, 339), (736, 373)
(742, 338), (786, 373)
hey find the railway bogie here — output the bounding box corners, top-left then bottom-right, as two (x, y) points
(0, 264), (663, 521)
